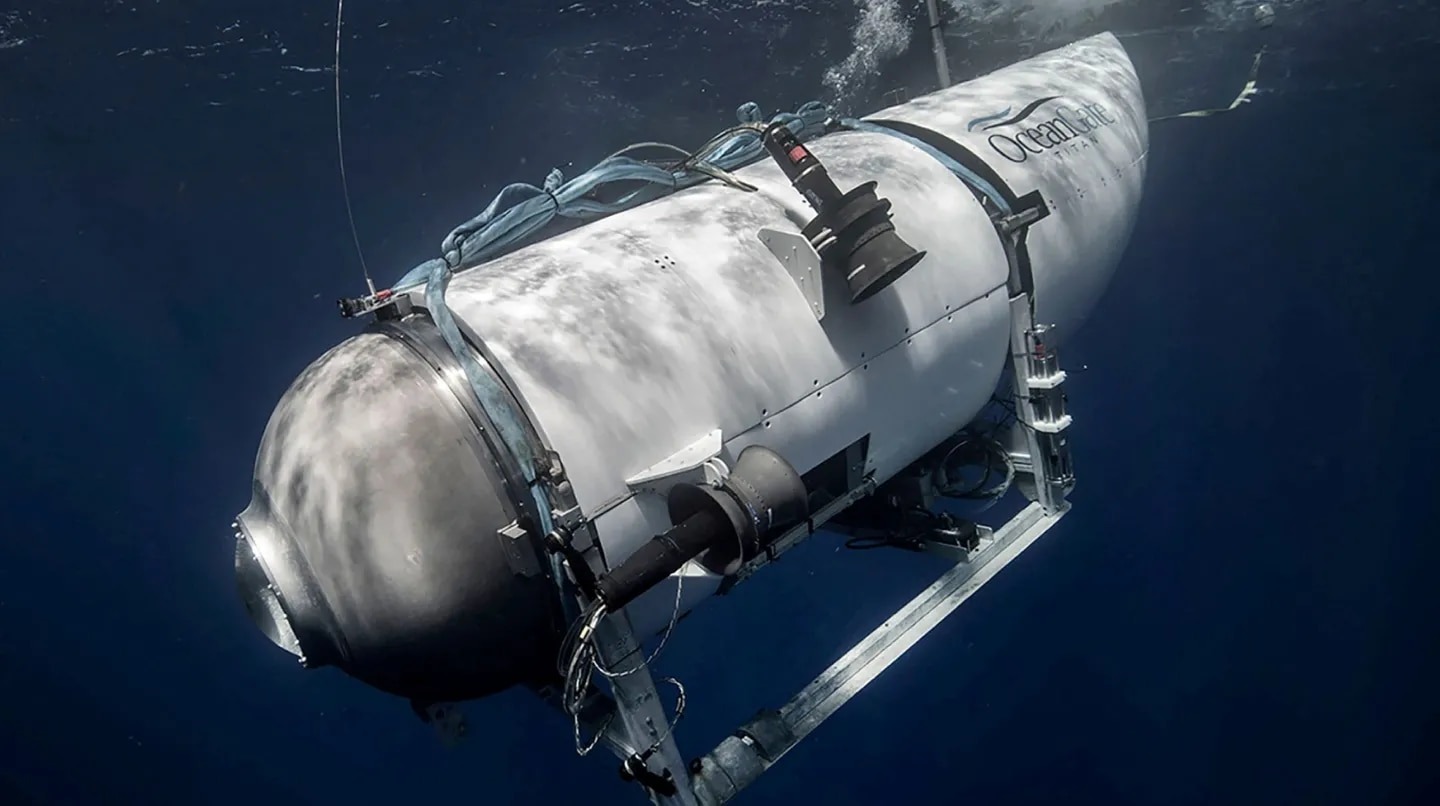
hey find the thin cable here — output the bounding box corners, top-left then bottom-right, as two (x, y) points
(843, 507), (940, 551)
(389, 102), (830, 290)
(334, 0), (375, 296)
(574, 708), (613, 757)
(593, 570), (686, 679)
(649, 677), (686, 751)
(559, 571), (690, 755)
(562, 603), (607, 755)
(606, 141), (693, 162)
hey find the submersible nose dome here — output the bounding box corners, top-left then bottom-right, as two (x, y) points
(233, 325), (563, 702)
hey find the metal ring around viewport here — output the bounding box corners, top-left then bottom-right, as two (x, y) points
(370, 314), (554, 572)
(369, 310), (590, 626)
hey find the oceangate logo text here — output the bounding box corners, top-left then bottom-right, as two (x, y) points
(966, 97), (1118, 164)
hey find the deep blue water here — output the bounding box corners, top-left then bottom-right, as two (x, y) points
(3, 2), (1439, 804)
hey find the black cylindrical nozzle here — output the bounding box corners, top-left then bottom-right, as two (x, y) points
(680, 444), (809, 575)
(595, 505), (731, 611)
(593, 446), (809, 611)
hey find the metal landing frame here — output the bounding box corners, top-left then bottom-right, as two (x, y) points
(567, 271), (1077, 804)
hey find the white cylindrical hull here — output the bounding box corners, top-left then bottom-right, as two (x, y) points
(441, 33), (1148, 635)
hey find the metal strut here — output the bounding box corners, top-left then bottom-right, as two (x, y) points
(681, 272), (1074, 802)
(590, 614), (699, 806)
(689, 500), (1065, 804)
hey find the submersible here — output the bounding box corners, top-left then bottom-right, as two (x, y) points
(233, 33), (1147, 804)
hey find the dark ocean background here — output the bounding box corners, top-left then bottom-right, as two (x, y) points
(3, 1), (1438, 804)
